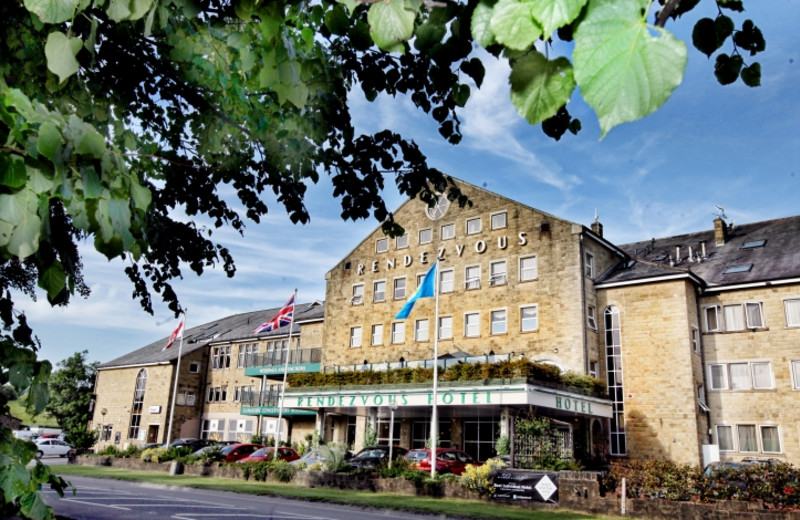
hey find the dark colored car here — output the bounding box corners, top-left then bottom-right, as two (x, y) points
(219, 443), (264, 463)
(238, 446), (301, 463)
(348, 446), (408, 469)
(169, 438), (219, 452)
(405, 448), (477, 475)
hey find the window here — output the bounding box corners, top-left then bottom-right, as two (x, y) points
(584, 252), (595, 278)
(465, 265), (481, 289)
(490, 211), (507, 230)
(416, 273), (426, 288)
(738, 425), (758, 452)
(396, 234), (408, 249)
(466, 217), (481, 235)
(441, 223), (455, 240)
(782, 298), (800, 327)
(724, 264), (752, 274)
(691, 327), (700, 353)
(589, 361), (598, 378)
(391, 322), (405, 343)
(128, 369), (147, 440)
(373, 280), (386, 302)
(211, 346), (231, 370)
(741, 239), (766, 250)
(177, 390), (196, 406)
(376, 238), (388, 253)
(709, 362), (773, 390)
(716, 425), (734, 451)
(490, 309), (507, 335)
(188, 362), (201, 373)
(371, 324), (383, 346)
(709, 364), (728, 390)
(351, 284), (364, 305)
(761, 426), (782, 453)
(206, 385), (228, 403)
(464, 312), (480, 337)
(587, 305), (597, 330)
(415, 319), (429, 341)
(489, 260), (507, 286)
(238, 343), (259, 368)
(439, 268), (454, 293)
(350, 326), (362, 348)
(520, 305), (538, 332)
(604, 306), (626, 456)
(724, 304), (745, 331)
(704, 305), (721, 332)
(393, 277), (406, 300)
(519, 255), (537, 281)
(745, 302), (764, 328)
(439, 316), (453, 339)
(791, 360), (800, 389)
(419, 228), (432, 244)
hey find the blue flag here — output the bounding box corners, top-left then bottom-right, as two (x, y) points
(395, 262), (437, 319)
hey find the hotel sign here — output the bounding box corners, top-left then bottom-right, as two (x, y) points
(240, 405), (316, 416)
(286, 384), (612, 418)
(244, 362), (321, 377)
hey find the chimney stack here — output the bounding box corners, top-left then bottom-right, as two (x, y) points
(714, 217), (728, 245)
(591, 210), (603, 238)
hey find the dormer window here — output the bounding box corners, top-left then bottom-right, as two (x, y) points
(741, 240), (766, 250)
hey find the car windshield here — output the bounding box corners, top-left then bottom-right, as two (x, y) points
(406, 450), (428, 461)
(357, 448), (386, 458)
(220, 445), (236, 455)
(250, 448), (268, 458)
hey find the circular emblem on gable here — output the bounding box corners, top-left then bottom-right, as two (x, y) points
(425, 194), (450, 221)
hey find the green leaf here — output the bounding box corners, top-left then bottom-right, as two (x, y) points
(336, 0), (360, 15)
(529, 0), (587, 40)
(44, 31), (83, 84)
(713, 53), (742, 85)
(510, 51), (575, 125)
(129, 0), (153, 21)
(368, 0), (419, 53)
(740, 62), (761, 87)
(23, 0), (80, 23)
(76, 126), (106, 158)
(714, 15), (734, 42)
(490, 0), (541, 51)
(325, 4), (351, 36)
(0, 190), (42, 258)
(0, 155), (28, 189)
(0, 463), (30, 503)
(106, 0), (132, 22)
(691, 17), (718, 58)
(573, 0), (687, 137)
(460, 58), (486, 88)
(130, 179), (152, 210)
(414, 22), (447, 52)
(471, 1), (497, 48)
(39, 262), (67, 301)
(733, 19), (765, 56)
(36, 121), (62, 162)
(19, 490), (52, 520)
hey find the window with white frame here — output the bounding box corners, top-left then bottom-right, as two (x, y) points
(791, 360), (800, 389)
(396, 234), (408, 249)
(716, 425), (734, 451)
(415, 319), (429, 342)
(490, 211), (507, 230)
(464, 312), (480, 337)
(715, 423), (782, 453)
(584, 251), (595, 278)
(587, 305), (597, 330)
(745, 302), (765, 328)
(707, 302), (765, 332)
(704, 305), (721, 332)
(589, 361), (598, 378)
(419, 228), (432, 244)
(350, 326), (362, 348)
(466, 217), (482, 235)
(489, 260), (507, 286)
(376, 238), (388, 253)
(738, 424), (758, 452)
(351, 284), (364, 305)
(439, 268), (454, 293)
(490, 309), (507, 334)
(691, 327), (700, 353)
(708, 362), (773, 390)
(211, 346), (231, 370)
(391, 322), (405, 343)
(439, 316), (453, 340)
(238, 343), (259, 368)
(371, 324), (383, 346)
(761, 425), (782, 453)
(519, 255), (537, 281)
(416, 272), (426, 288)
(441, 223), (455, 240)
(465, 265), (480, 289)
(785, 299), (800, 327)
(724, 304), (745, 331)
(520, 305), (538, 332)
(373, 280), (386, 302)
(393, 277), (406, 300)
(206, 385), (228, 402)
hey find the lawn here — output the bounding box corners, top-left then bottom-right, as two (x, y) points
(8, 399), (59, 428)
(54, 465), (615, 520)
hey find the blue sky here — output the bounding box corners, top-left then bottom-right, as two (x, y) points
(17, 2), (800, 367)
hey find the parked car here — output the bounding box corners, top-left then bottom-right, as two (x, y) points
(238, 446), (300, 463)
(290, 448), (354, 468)
(219, 443), (263, 463)
(170, 438), (219, 452)
(348, 446), (408, 469)
(35, 438), (73, 458)
(405, 448), (476, 475)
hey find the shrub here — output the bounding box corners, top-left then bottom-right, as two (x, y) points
(98, 445), (122, 457)
(495, 435), (510, 456)
(460, 458), (507, 496)
(141, 447), (169, 463)
(271, 460), (298, 482)
(318, 443), (350, 472)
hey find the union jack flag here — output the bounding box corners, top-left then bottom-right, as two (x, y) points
(252, 295), (295, 334)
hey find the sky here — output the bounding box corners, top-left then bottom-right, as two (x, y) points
(15, 2), (800, 367)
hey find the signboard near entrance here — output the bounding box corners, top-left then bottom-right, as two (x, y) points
(492, 470), (559, 502)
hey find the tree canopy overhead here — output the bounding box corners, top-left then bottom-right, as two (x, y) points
(0, 1), (766, 516)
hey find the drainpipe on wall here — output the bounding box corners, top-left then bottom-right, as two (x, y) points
(695, 288), (713, 445)
(580, 233), (589, 375)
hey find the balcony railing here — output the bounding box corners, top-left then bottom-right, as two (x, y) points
(244, 348), (322, 368)
(323, 353), (518, 373)
(240, 388), (280, 407)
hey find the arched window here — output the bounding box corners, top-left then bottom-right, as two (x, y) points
(604, 306), (626, 455)
(128, 369), (147, 440)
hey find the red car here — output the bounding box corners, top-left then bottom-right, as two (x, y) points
(219, 443), (263, 463)
(238, 446), (300, 463)
(405, 448), (476, 475)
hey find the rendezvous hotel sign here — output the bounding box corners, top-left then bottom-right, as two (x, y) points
(284, 383), (612, 418)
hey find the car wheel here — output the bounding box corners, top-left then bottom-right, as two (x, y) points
(37, 451), (44, 459)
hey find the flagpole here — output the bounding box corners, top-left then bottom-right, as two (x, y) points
(274, 288), (297, 459)
(430, 263), (439, 478)
(165, 312), (186, 447)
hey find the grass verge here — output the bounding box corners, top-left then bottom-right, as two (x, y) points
(54, 465), (614, 520)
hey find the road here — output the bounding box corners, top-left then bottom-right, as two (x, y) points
(43, 475), (444, 520)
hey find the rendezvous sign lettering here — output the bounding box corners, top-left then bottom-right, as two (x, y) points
(492, 470), (559, 502)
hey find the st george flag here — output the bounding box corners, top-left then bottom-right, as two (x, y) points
(253, 294), (295, 334)
(163, 315), (185, 351)
(395, 262), (437, 319)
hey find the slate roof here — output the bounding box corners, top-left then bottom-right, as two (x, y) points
(98, 301), (325, 370)
(599, 216), (800, 289)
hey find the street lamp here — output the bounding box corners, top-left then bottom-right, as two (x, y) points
(388, 396), (399, 467)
